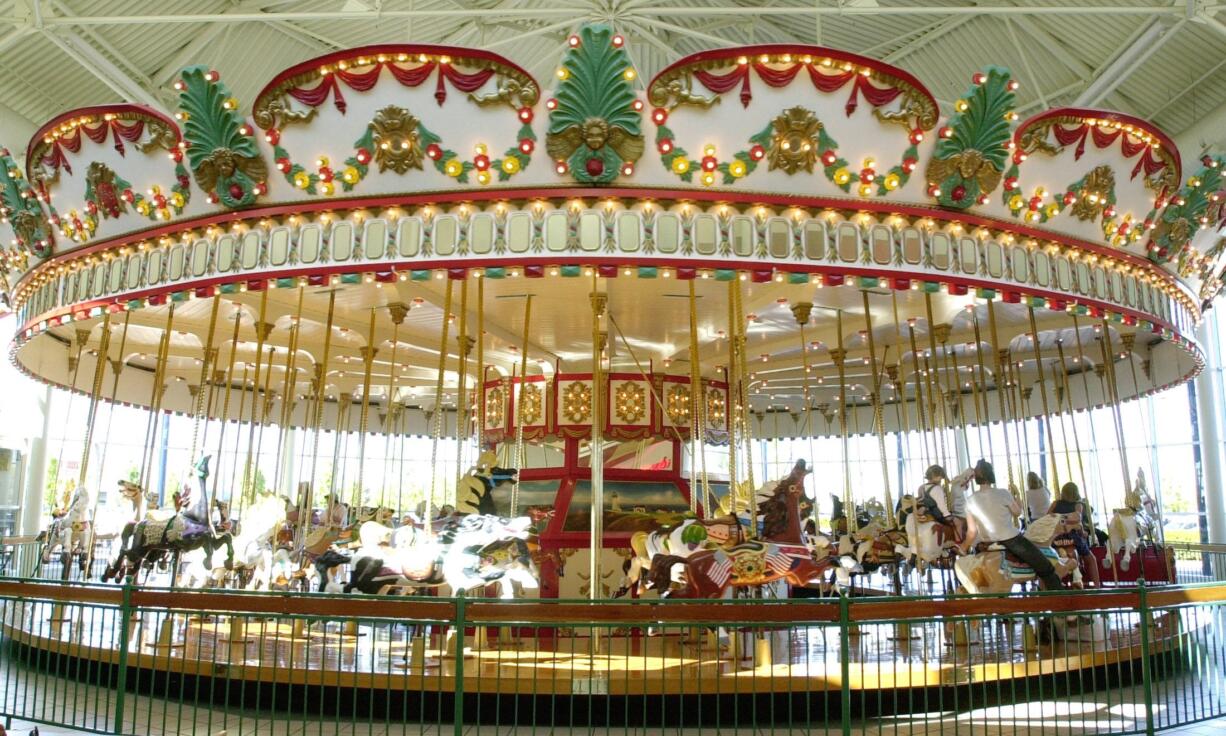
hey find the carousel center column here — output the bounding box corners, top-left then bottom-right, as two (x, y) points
(1195, 316), (1226, 552)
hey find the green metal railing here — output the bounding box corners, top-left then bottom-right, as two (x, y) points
(0, 577), (1221, 736)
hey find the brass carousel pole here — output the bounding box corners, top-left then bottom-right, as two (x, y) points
(986, 301), (1017, 499)
(861, 292), (894, 526)
(1071, 314), (1110, 521)
(139, 306), (175, 492)
(793, 300), (819, 532)
(241, 291), (271, 499)
(475, 279), (485, 453)
(76, 312), (113, 491)
(189, 296), (222, 463)
(726, 283), (740, 524)
(454, 281), (470, 500)
(892, 295), (923, 472)
(1027, 306), (1061, 491)
(1054, 339), (1090, 496)
(1119, 331), (1173, 580)
(248, 346), (277, 512)
(510, 292), (531, 516)
(229, 365), (250, 510)
(970, 311), (997, 469)
(273, 289), (305, 492)
(299, 290), (336, 550)
(590, 284), (607, 603)
(85, 312), (131, 574)
(689, 281), (704, 515)
(427, 280), (455, 532)
(908, 319), (940, 469)
(735, 282), (755, 500)
(53, 328), (90, 497)
(210, 306), (243, 505)
(355, 308), (378, 510)
(1096, 323), (1131, 491)
(382, 303), (406, 511)
(831, 310), (854, 533)
(1048, 357), (1076, 491)
(926, 294), (960, 470)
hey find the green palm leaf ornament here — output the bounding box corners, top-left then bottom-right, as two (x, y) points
(925, 66), (1016, 210)
(1150, 155), (1226, 267)
(546, 24), (644, 184)
(177, 66), (268, 209)
(0, 148), (52, 258)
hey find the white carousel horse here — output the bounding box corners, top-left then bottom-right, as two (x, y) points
(1105, 487), (1155, 572)
(36, 485), (92, 577)
(954, 512), (1082, 595)
(220, 492), (287, 589)
(898, 493), (958, 588)
(101, 457), (234, 584)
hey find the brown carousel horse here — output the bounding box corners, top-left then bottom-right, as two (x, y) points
(642, 460), (835, 598)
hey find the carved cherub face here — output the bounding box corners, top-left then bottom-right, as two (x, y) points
(583, 118), (609, 150)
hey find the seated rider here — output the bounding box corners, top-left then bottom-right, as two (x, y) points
(959, 459), (1065, 590)
(1049, 481), (1102, 587)
(1025, 472), (1053, 523)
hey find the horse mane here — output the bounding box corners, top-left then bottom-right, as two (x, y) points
(1023, 513), (1063, 546)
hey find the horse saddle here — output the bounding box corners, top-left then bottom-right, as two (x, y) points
(980, 543), (1059, 577)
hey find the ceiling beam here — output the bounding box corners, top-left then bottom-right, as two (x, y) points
(1073, 18), (1184, 107)
(40, 28), (167, 111)
(33, 6), (1194, 26)
(884, 15), (975, 63)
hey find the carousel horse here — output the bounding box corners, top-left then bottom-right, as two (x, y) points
(267, 547), (308, 591)
(457, 452), (519, 516)
(640, 460), (835, 598)
(827, 497), (907, 592)
(344, 513), (539, 597)
(101, 457), (234, 584)
(220, 491), (287, 589)
(36, 485), (92, 578)
(898, 494), (958, 578)
(953, 512), (1082, 595)
(616, 514), (747, 597)
(1105, 486), (1155, 572)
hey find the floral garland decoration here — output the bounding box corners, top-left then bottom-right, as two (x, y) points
(270, 117), (534, 192)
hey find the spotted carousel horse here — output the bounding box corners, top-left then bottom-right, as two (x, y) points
(640, 460), (835, 598)
(343, 514), (539, 597)
(616, 515), (747, 597)
(101, 457), (234, 584)
(1105, 482), (1156, 573)
(36, 485), (92, 579)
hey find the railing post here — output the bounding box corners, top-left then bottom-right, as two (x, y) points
(113, 577), (133, 736)
(1138, 580), (1155, 736)
(453, 592), (465, 736)
(839, 594), (851, 736)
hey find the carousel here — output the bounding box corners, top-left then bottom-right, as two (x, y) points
(0, 21), (1218, 721)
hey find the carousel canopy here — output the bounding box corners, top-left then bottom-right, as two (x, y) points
(0, 8), (1223, 438)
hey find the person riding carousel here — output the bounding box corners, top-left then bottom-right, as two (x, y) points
(958, 459), (1065, 591)
(915, 464), (959, 542)
(1048, 481), (1102, 587)
(1024, 472), (1053, 524)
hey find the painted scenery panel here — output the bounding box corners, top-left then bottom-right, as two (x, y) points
(563, 480), (691, 533)
(456, 478), (557, 532)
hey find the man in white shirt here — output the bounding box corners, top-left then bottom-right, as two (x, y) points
(958, 460), (1064, 590)
(1024, 472), (1052, 523)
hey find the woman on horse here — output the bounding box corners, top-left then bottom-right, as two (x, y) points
(1048, 482), (1102, 587)
(1025, 472), (1052, 524)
